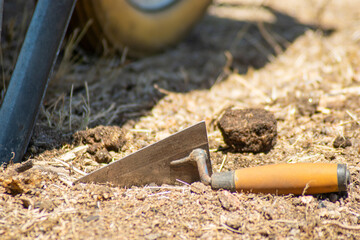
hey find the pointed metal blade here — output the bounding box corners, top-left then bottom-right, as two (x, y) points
(75, 121), (212, 187)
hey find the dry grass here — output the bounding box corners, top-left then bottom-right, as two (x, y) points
(1, 0), (360, 239)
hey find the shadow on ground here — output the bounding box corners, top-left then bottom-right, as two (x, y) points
(46, 5), (332, 125)
(0, 2), (333, 156)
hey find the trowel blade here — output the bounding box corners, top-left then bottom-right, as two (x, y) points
(75, 121), (211, 187)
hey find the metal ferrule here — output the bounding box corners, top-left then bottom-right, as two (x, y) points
(211, 171), (235, 191)
(337, 164), (350, 192)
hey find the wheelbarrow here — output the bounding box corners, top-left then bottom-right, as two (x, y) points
(0, 0), (211, 164)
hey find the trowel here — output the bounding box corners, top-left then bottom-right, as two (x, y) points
(75, 121), (212, 187)
(76, 121), (350, 195)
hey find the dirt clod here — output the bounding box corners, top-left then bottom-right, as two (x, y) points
(73, 125), (126, 161)
(333, 136), (352, 148)
(73, 125), (126, 151)
(218, 108), (277, 153)
(0, 170), (45, 196)
(2, 178), (26, 195)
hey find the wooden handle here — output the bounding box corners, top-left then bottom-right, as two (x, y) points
(211, 163), (350, 195)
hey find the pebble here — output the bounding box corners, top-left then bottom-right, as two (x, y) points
(35, 199), (55, 212)
(145, 234), (161, 240)
(225, 213), (242, 229)
(135, 190), (147, 201)
(333, 136), (352, 148)
(94, 149), (112, 164)
(317, 200), (326, 209)
(190, 182), (209, 194)
(85, 215), (100, 222)
(20, 197), (33, 209)
(319, 209), (341, 219)
(218, 190), (240, 211)
(300, 195), (314, 205)
(329, 193), (339, 203)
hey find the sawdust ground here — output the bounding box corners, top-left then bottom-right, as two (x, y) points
(1, 0), (360, 239)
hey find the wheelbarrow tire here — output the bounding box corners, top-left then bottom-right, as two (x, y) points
(73, 0), (212, 56)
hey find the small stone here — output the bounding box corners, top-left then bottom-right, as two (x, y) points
(288, 228), (300, 238)
(333, 136), (352, 148)
(329, 193), (339, 203)
(177, 200), (184, 206)
(225, 214), (242, 229)
(144, 228), (152, 235)
(317, 200), (326, 209)
(38, 216), (59, 232)
(145, 233), (161, 240)
(136, 191), (147, 201)
(262, 208), (273, 220)
(87, 143), (102, 155)
(15, 159), (33, 173)
(85, 215), (100, 222)
(300, 196), (314, 205)
(218, 190), (240, 211)
(20, 197), (33, 209)
(328, 210), (341, 219)
(29, 145), (38, 154)
(35, 199), (55, 212)
(319, 208), (328, 218)
(148, 183), (160, 193)
(218, 108), (277, 153)
(319, 209), (341, 219)
(323, 115), (336, 123)
(248, 212), (260, 223)
(320, 127), (331, 135)
(296, 96), (319, 116)
(94, 149), (112, 164)
(83, 158), (95, 166)
(190, 182), (209, 194)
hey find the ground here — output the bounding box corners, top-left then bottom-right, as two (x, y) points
(1, 0), (360, 239)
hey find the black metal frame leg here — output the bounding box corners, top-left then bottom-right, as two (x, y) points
(0, 0), (77, 164)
